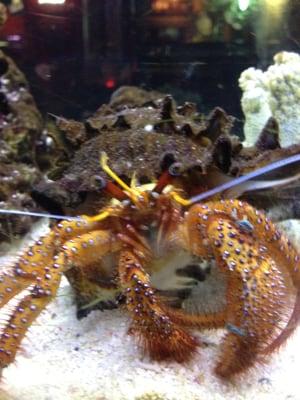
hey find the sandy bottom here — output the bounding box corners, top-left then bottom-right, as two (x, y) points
(0, 220), (299, 400)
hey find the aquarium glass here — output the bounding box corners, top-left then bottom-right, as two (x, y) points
(1, 0), (300, 399)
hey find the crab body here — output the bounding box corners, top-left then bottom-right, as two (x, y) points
(1, 59), (300, 381)
(0, 167), (299, 379)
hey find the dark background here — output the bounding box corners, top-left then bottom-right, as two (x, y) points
(1, 0), (299, 129)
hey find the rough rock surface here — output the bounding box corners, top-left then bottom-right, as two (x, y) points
(0, 51), (43, 241)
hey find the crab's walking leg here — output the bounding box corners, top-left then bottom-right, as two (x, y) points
(208, 200), (300, 354)
(118, 250), (198, 362)
(0, 218), (104, 309)
(160, 302), (227, 330)
(208, 220), (290, 378)
(226, 200), (300, 354)
(0, 281), (61, 367)
(183, 200), (298, 378)
(0, 221), (118, 368)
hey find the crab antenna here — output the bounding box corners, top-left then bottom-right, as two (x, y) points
(100, 152), (140, 202)
(0, 209), (82, 221)
(173, 153), (300, 207)
(189, 153), (300, 205)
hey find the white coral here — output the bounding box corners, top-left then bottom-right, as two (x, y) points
(239, 51), (300, 147)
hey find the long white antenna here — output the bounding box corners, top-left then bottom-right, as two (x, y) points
(0, 209), (81, 221)
(188, 153), (300, 205)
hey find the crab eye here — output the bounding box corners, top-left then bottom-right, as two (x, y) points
(168, 162), (183, 177)
(90, 175), (106, 191)
(160, 152), (176, 171)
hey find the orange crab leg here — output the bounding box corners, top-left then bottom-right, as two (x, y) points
(0, 285), (60, 368)
(207, 218), (290, 377)
(0, 221), (119, 368)
(0, 217), (105, 309)
(118, 250), (198, 363)
(211, 200), (300, 354)
(160, 303), (227, 330)
(181, 199), (300, 377)
(0, 232), (58, 309)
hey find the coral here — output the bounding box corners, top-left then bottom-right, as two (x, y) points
(239, 51), (300, 147)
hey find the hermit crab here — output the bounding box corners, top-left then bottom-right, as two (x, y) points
(0, 153), (300, 379)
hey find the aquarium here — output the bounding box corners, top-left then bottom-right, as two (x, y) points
(0, 1), (300, 399)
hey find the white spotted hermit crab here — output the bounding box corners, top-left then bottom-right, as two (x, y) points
(0, 153), (300, 379)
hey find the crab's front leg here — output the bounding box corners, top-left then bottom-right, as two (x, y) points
(183, 200), (298, 378)
(0, 218), (105, 308)
(118, 250), (198, 362)
(0, 217), (119, 369)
